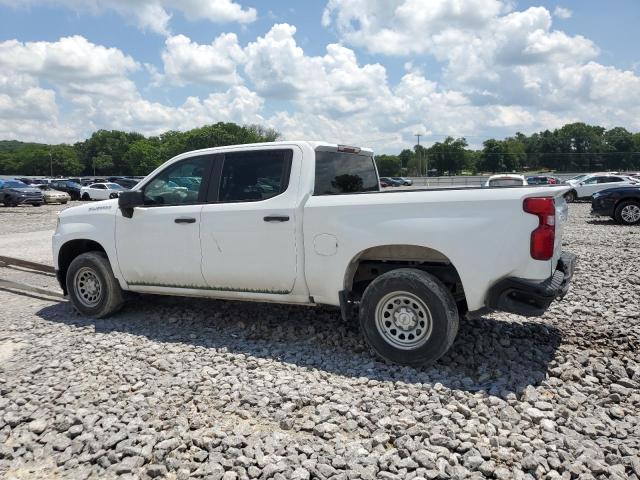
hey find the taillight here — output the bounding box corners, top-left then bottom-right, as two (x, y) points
(523, 197), (555, 260)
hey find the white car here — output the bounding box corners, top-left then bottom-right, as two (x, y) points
(80, 182), (126, 201)
(564, 174), (638, 202)
(53, 141), (576, 366)
(484, 174), (528, 187)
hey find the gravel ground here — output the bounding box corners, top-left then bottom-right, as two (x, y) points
(1, 203), (639, 480)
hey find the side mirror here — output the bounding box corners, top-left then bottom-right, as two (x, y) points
(118, 190), (144, 218)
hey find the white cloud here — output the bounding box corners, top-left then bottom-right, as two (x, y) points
(161, 33), (246, 86)
(2, 8), (640, 152)
(0, 0), (256, 34)
(553, 6), (573, 19)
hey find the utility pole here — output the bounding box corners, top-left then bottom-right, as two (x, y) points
(415, 134), (422, 177)
(49, 150), (53, 177)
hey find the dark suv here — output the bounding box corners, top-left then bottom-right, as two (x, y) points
(51, 180), (82, 200)
(0, 179), (44, 206)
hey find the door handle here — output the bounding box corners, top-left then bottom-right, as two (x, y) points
(175, 217), (196, 224)
(263, 215), (290, 222)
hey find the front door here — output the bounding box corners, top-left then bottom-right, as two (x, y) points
(115, 155), (212, 288)
(200, 148), (298, 295)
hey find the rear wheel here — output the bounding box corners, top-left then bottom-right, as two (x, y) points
(33, 203), (41, 207)
(564, 190), (577, 203)
(614, 200), (640, 225)
(66, 251), (125, 318)
(359, 268), (459, 366)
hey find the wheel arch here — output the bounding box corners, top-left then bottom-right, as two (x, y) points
(343, 244), (467, 313)
(57, 239), (108, 295)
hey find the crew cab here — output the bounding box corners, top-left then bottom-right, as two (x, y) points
(53, 142), (576, 366)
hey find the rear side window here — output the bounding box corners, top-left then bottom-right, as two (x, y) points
(314, 151), (379, 195)
(218, 149), (292, 203)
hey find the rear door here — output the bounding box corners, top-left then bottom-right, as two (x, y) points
(199, 148), (299, 295)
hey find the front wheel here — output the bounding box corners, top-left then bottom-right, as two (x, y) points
(81, 193), (91, 201)
(66, 251), (125, 318)
(359, 268), (459, 366)
(614, 200), (640, 225)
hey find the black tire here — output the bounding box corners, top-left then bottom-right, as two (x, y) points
(359, 268), (459, 366)
(66, 251), (125, 318)
(81, 193), (91, 201)
(61, 201), (68, 204)
(33, 203), (42, 207)
(564, 190), (577, 203)
(614, 200), (640, 225)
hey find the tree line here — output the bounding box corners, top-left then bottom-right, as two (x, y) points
(1, 121), (640, 178)
(0, 123), (279, 177)
(377, 123), (640, 176)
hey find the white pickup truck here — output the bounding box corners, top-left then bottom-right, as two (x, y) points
(53, 141), (576, 366)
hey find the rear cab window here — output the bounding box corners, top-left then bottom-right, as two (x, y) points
(314, 149), (379, 195)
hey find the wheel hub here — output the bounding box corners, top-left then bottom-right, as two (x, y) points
(394, 307), (417, 330)
(74, 267), (102, 308)
(375, 292), (433, 350)
(621, 204), (640, 223)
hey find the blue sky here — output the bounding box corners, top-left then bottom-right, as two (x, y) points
(0, 0), (639, 152)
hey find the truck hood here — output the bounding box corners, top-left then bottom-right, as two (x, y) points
(59, 198), (118, 218)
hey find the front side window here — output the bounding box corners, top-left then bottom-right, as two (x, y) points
(143, 156), (209, 206)
(583, 177), (600, 185)
(314, 151), (379, 195)
(218, 150), (291, 203)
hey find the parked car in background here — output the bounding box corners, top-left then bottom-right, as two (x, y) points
(592, 186), (640, 225)
(392, 177), (413, 186)
(51, 180), (83, 200)
(484, 174), (528, 187)
(108, 177), (139, 189)
(80, 182), (126, 200)
(564, 174), (638, 202)
(527, 175), (560, 185)
(379, 178), (391, 188)
(380, 177), (403, 187)
(35, 184), (70, 204)
(0, 179), (44, 206)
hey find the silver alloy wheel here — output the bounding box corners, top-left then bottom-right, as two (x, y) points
(621, 204), (640, 224)
(375, 291), (433, 350)
(73, 266), (102, 308)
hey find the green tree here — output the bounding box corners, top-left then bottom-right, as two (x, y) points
(480, 139), (505, 172)
(375, 155), (401, 176)
(124, 139), (162, 175)
(92, 154), (114, 175)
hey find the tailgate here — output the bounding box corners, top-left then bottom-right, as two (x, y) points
(553, 193), (569, 271)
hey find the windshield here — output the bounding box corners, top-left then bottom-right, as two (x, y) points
(488, 178), (523, 187)
(106, 183), (125, 190)
(568, 174), (587, 182)
(3, 180), (27, 188)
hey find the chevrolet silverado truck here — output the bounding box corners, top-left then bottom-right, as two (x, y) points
(53, 142), (576, 366)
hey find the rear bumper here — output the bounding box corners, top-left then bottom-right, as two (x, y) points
(487, 252), (577, 317)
